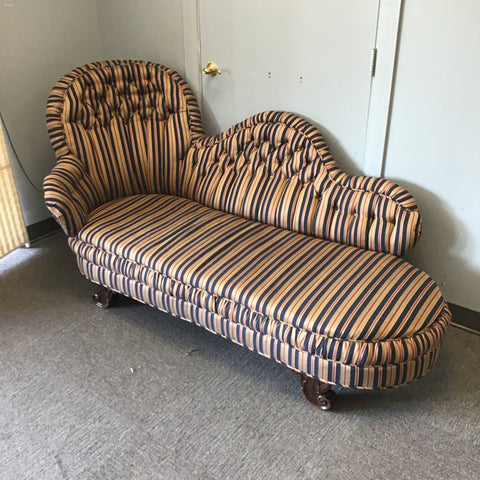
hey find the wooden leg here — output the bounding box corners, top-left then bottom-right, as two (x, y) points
(298, 373), (337, 411)
(92, 285), (115, 308)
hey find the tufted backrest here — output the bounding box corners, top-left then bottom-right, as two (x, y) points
(180, 111), (421, 256)
(47, 60), (203, 201)
(46, 62), (420, 255)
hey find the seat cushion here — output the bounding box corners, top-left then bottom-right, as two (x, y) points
(69, 194), (450, 388)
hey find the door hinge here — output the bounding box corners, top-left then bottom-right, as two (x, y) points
(370, 48), (378, 77)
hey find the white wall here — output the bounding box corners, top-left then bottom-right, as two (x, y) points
(96, 0), (185, 75)
(0, 0), (103, 226)
(384, 0), (480, 311)
(0, 0), (185, 228)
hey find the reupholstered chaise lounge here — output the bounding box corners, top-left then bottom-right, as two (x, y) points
(44, 60), (451, 410)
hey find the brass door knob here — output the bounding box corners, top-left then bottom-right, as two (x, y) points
(203, 61), (222, 76)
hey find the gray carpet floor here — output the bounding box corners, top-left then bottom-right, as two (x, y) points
(0, 232), (479, 480)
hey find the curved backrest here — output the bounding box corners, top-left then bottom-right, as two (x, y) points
(46, 62), (420, 255)
(181, 111), (421, 256)
(46, 60), (203, 200)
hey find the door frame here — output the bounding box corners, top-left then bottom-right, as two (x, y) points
(182, 0), (203, 106)
(182, 0), (402, 177)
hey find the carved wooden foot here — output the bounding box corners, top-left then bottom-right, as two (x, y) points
(92, 285), (115, 308)
(298, 373), (337, 411)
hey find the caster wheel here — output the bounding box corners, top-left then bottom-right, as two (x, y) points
(92, 285), (115, 308)
(298, 373), (337, 411)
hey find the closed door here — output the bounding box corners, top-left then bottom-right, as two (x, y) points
(198, 0), (388, 174)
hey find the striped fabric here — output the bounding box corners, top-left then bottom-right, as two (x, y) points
(44, 61), (451, 391)
(45, 60), (203, 236)
(45, 61), (420, 256)
(69, 194), (450, 389)
(182, 111), (422, 256)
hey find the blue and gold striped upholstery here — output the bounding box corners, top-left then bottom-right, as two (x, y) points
(45, 60), (203, 236)
(44, 61), (451, 390)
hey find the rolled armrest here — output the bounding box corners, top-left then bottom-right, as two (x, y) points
(183, 111), (421, 256)
(314, 172), (422, 256)
(43, 155), (106, 237)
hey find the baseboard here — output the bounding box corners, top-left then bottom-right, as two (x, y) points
(27, 217), (61, 243)
(449, 303), (480, 334)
